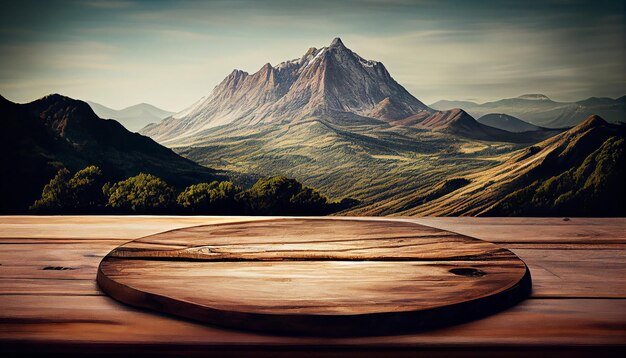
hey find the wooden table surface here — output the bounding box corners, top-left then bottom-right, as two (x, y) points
(1, 216), (625, 357)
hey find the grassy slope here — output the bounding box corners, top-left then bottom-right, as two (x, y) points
(396, 116), (625, 216)
(171, 116), (523, 211)
(485, 136), (624, 216)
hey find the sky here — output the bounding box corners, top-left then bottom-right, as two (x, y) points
(0, 0), (624, 112)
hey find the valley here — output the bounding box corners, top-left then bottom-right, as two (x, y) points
(87, 101), (174, 132)
(172, 118), (522, 209)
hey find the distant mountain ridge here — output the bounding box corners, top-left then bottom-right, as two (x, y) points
(477, 113), (543, 133)
(141, 38), (432, 143)
(141, 38), (564, 146)
(430, 94), (625, 128)
(516, 94), (551, 101)
(392, 108), (561, 143)
(0, 94), (222, 213)
(87, 101), (173, 132)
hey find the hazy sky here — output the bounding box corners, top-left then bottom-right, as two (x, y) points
(1, 0), (624, 111)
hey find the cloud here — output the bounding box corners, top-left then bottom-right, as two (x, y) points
(0, 0), (624, 108)
(79, 0), (135, 9)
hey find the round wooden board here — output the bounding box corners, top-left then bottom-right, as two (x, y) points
(97, 218), (531, 336)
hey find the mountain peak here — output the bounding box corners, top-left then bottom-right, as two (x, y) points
(228, 69), (247, 77)
(36, 93), (94, 114)
(303, 47), (318, 57)
(449, 107), (469, 116)
(142, 38), (431, 139)
(418, 108), (475, 131)
(517, 94), (551, 101)
(562, 114), (609, 137)
(330, 37), (345, 48)
(577, 115), (608, 129)
(40, 93), (71, 102)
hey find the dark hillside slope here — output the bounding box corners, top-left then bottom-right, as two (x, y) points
(0, 94), (223, 213)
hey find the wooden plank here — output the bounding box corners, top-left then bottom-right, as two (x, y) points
(1, 246), (621, 299)
(0, 278), (102, 296)
(0, 238), (129, 244)
(0, 242), (118, 280)
(101, 259), (527, 308)
(501, 243), (626, 250)
(0, 216), (267, 239)
(0, 295), (624, 346)
(511, 248), (626, 298)
(410, 217), (626, 244)
(110, 219), (513, 260)
(2, 216), (624, 243)
(97, 219), (531, 336)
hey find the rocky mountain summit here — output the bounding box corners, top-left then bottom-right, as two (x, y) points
(142, 38), (432, 143)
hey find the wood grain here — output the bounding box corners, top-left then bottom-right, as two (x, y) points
(1, 216), (625, 356)
(411, 217), (626, 244)
(97, 219), (531, 336)
(1, 295), (624, 346)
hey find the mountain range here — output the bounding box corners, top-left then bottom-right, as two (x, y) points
(0, 94), (223, 213)
(390, 108), (559, 143)
(142, 38), (561, 146)
(431, 94), (625, 128)
(87, 101), (173, 132)
(3, 38), (622, 216)
(476, 113), (543, 133)
(138, 38), (620, 216)
(142, 38), (433, 143)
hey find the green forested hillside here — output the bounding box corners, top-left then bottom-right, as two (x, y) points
(487, 136), (624, 216)
(30, 165), (352, 215)
(393, 116), (625, 217)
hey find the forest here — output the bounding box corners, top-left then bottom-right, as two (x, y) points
(30, 165), (357, 215)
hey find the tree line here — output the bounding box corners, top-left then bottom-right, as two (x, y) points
(30, 165), (357, 215)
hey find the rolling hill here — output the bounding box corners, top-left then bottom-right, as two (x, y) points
(0, 94), (224, 213)
(477, 113), (543, 133)
(87, 101), (173, 132)
(395, 108), (560, 143)
(173, 116), (525, 209)
(431, 94), (625, 128)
